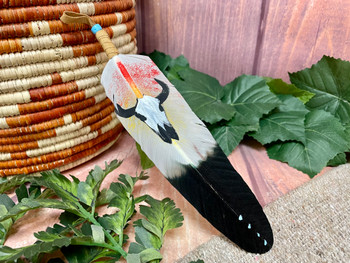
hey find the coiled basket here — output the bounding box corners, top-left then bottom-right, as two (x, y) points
(0, 0), (137, 176)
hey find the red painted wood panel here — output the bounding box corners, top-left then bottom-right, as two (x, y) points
(137, 0), (350, 82)
(254, 0), (350, 80)
(137, 0), (263, 84)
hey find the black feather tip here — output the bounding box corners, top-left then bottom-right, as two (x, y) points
(168, 145), (273, 254)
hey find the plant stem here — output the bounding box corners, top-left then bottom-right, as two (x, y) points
(76, 202), (128, 258)
(71, 240), (118, 252)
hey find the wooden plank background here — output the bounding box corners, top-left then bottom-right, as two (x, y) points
(136, 0), (350, 84)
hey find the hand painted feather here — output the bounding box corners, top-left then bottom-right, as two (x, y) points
(60, 12), (273, 254)
(101, 55), (273, 254)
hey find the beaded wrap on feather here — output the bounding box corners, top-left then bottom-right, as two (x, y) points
(0, 0), (138, 176)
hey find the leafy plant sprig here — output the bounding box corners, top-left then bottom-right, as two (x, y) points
(147, 51), (350, 177)
(0, 160), (183, 263)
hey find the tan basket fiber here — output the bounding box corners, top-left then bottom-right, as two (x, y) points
(0, 0), (137, 177)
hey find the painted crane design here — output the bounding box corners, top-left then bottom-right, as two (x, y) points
(114, 78), (179, 144)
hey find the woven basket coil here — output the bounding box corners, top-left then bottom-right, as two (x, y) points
(0, 0), (137, 177)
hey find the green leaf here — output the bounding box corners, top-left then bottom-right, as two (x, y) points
(136, 142), (155, 170)
(266, 78), (315, 103)
(95, 188), (118, 207)
(0, 174), (35, 194)
(0, 235), (72, 262)
(148, 51), (172, 73)
(39, 169), (78, 204)
(137, 219), (162, 240)
(139, 248), (162, 263)
(189, 260), (205, 263)
(148, 51), (189, 81)
(209, 74), (280, 155)
(140, 197), (183, 241)
(0, 198), (79, 222)
(85, 160), (121, 198)
(133, 224), (161, 250)
(126, 248), (162, 263)
(98, 174), (140, 237)
(77, 182), (94, 206)
(0, 205), (12, 245)
(289, 56), (350, 124)
(129, 242), (146, 254)
(327, 153), (347, 166)
(209, 119), (259, 156)
(166, 55), (190, 81)
(15, 184), (29, 202)
(267, 110), (349, 176)
(172, 68), (236, 124)
(222, 75), (281, 126)
(34, 231), (63, 242)
(61, 245), (120, 263)
(0, 195), (15, 211)
(251, 95), (309, 144)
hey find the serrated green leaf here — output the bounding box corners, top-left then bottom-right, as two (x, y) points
(172, 68), (236, 124)
(118, 174), (136, 193)
(77, 182), (94, 206)
(129, 242), (146, 254)
(97, 214), (120, 233)
(0, 198), (79, 222)
(267, 110), (349, 177)
(136, 142), (155, 170)
(251, 95), (309, 145)
(327, 153), (348, 166)
(15, 184), (28, 202)
(34, 231), (62, 242)
(61, 244), (106, 263)
(95, 188), (117, 207)
(137, 219), (162, 240)
(140, 197), (183, 241)
(148, 51), (172, 73)
(222, 75), (281, 125)
(166, 55), (190, 81)
(0, 194), (15, 211)
(28, 185), (41, 199)
(98, 175), (138, 237)
(0, 205), (12, 245)
(139, 248), (162, 263)
(133, 224), (161, 250)
(289, 56), (350, 124)
(266, 78), (315, 103)
(0, 175), (35, 194)
(0, 235), (72, 262)
(209, 120), (259, 156)
(39, 169), (78, 204)
(134, 195), (149, 204)
(58, 211), (81, 227)
(148, 51), (189, 81)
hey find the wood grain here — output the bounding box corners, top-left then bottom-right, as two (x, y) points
(137, 0), (350, 83)
(254, 0), (350, 80)
(138, 0), (263, 84)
